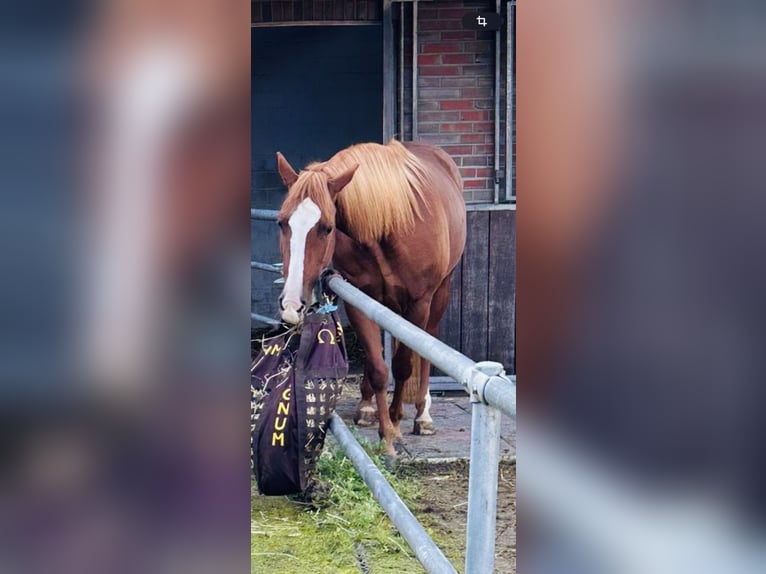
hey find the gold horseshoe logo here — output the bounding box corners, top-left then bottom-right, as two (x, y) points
(317, 328), (336, 345)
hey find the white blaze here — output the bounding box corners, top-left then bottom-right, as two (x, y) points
(281, 197), (321, 324)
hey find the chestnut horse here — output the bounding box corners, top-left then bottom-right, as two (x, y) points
(275, 140), (466, 455)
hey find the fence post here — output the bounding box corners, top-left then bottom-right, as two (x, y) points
(465, 361), (505, 574)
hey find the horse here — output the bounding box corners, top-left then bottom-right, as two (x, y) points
(275, 139), (466, 456)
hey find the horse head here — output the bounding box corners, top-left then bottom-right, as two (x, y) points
(275, 152), (358, 324)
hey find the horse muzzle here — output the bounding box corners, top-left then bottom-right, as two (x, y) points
(279, 297), (305, 325)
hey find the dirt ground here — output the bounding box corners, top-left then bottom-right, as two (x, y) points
(402, 460), (516, 574)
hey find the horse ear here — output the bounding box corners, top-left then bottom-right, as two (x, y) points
(276, 152), (299, 187)
(328, 164), (359, 197)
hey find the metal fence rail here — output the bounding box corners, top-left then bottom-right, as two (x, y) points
(325, 272), (516, 574)
(329, 414), (458, 574)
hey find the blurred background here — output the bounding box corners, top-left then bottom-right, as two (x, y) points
(518, 0), (766, 572)
(0, 1), (250, 573)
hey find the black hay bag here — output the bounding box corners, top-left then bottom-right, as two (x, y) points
(251, 309), (348, 495)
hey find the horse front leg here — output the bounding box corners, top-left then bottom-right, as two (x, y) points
(346, 306), (397, 456)
(355, 372), (376, 427)
(389, 341), (412, 440)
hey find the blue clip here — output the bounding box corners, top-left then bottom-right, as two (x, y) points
(316, 301), (338, 314)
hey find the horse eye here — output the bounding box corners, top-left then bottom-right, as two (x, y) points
(318, 224), (333, 236)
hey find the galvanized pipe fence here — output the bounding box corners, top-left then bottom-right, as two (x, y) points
(325, 273), (516, 574)
(251, 209), (517, 573)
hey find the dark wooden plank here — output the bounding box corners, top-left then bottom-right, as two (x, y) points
(488, 210), (515, 372)
(461, 211), (490, 362)
(434, 251), (462, 375)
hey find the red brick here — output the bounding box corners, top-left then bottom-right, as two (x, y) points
(460, 168), (477, 178)
(441, 31), (477, 40)
(419, 66), (461, 76)
(460, 133), (485, 144)
(440, 100), (474, 110)
(442, 145), (473, 155)
(472, 144), (494, 154)
(421, 42), (462, 54)
(442, 54), (474, 65)
(441, 122), (473, 133)
(418, 54), (440, 66)
(419, 101), (439, 111)
(472, 121), (495, 132)
(475, 168), (494, 178)
(460, 111), (489, 121)
(463, 179), (486, 189)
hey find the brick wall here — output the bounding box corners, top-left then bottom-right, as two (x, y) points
(399, 0), (508, 203)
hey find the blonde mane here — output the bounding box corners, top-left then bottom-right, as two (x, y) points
(278, 170), (336, 227)
(280, 140), (431, 244)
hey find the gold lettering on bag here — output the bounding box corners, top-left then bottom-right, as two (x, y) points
(271, 387), (292, 446)
(317, 329), (336, 345)
(263, 343), (282, 356)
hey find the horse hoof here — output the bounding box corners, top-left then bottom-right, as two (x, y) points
(413, 420), (436, 436)
(382, 453), (398, 470)
(354, 406), (377, 427)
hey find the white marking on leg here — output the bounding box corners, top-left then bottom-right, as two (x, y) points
(280, 197), (321, 323)
(416, 390), (433, 424)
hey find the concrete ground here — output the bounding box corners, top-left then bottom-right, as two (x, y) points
(334, 376), (516, 461)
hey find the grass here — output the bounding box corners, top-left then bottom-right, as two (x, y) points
(251, 433), (428, 574)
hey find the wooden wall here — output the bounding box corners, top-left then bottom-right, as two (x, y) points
(438, 209), (516, 373)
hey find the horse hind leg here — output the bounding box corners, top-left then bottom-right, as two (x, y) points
(413, 355), (435, 435)
(414, 275), (453, 435)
